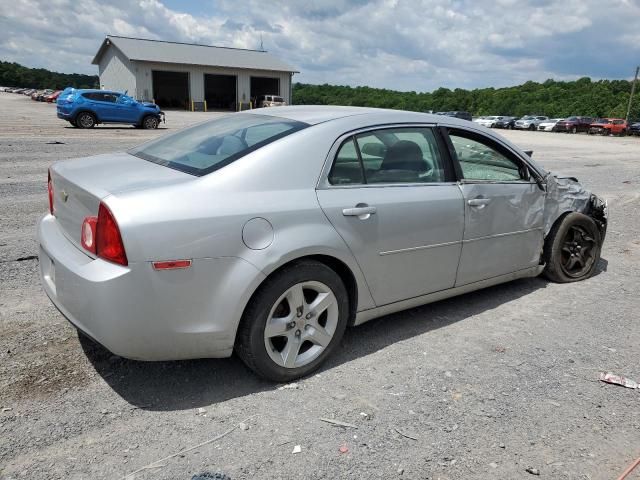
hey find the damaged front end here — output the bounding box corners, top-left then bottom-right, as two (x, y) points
(543, 175), (608, 241)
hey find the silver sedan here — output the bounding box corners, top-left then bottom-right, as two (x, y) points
(38, 107), (607, 381)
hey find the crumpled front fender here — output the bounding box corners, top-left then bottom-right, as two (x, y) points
(543, 175), (608, 240)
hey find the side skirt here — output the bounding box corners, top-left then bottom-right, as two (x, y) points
(353, 265), (544, 326)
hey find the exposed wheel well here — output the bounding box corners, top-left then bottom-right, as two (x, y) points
(243, 255), (359, 329)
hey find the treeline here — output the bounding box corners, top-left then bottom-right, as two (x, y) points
(293, 77), (638, 118)
(0, 61), (98, 90)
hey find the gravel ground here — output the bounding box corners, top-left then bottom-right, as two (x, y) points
(1, 92), (639, 480)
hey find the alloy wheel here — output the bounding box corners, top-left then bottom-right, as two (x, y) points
(263, 281), (339, 369)
(560, 225), (597, 278)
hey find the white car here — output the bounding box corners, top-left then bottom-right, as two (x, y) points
(474, 116), (504, 128)
(538, 118), (564, 132)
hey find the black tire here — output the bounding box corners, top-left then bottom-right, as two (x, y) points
(528, 124), (536, 131)
(142, 115), (159, 129)
(542, 212), (602, 283)
(76, 112), (96, 129)
(235, 260), (349, 382)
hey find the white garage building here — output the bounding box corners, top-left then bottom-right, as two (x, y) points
(92, 35), (297, 111)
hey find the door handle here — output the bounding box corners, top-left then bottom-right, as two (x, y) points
(467, 198), (491, 207)
(342, 205), (377, 218)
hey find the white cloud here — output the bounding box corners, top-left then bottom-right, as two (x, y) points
(0, 0), (638, 90)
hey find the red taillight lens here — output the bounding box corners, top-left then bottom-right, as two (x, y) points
(47, 169), (54, 215)
(90, 203), (128, 266)
(81, 216), (98, 253)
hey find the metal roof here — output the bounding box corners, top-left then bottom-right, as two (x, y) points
(92, 35), (298, 73)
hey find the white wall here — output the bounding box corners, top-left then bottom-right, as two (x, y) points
(132, 61), (292, 106)
(98, 46), (136, 95)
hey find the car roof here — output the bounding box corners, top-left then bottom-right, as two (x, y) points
(243, 105), (471, 126)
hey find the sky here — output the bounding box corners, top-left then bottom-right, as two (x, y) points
(0, 0), (639, 92)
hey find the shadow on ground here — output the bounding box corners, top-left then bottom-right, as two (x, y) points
(81, 274), (559, 411)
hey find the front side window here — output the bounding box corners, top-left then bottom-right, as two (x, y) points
(129, 114), (308, 176)
(328, 127), (448, 185)
(448, 131), (526, 182)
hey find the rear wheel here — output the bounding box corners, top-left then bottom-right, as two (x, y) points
(543, 213), (601, 283)
(76, 112), (96, 129)
(142, 115), (159, 129)
(236, 260), (349, 382)
(528, 124), (536, 131)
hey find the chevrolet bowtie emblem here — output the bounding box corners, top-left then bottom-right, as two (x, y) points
(61, 190), (69, 202)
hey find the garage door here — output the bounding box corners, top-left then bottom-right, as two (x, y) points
(204, 74), (237, 111)
(250, 77), (280, 104)
(152, 71), (189, 109)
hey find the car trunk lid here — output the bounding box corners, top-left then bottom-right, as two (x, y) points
(50, 152), (192, 248)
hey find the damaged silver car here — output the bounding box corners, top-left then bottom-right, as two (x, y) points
(38, 106), (607, 381)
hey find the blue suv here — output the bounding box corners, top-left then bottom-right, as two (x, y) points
(56, 89), (165, 129)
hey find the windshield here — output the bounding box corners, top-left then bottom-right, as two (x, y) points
(521, 116), (534, 120)
(129, 114), (308, 176)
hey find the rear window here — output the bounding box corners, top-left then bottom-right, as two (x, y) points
(129, 114), (308, 176)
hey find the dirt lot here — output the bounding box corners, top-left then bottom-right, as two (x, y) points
(1, 92), (639, 480)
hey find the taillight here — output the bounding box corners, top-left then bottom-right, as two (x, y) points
(80, 202), (128, 266)
(47, 169), (54, 215)
(81, 217), (97, 253)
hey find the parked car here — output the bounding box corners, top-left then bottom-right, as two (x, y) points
(38, 89), (54, 101)
(514, 116), (549, 130)
(555, 116), (593, 133)
(39, 106), (608, 381)
(56, 89), (165, 129)
(493, 117), (518, 129)
(257, 95), (286, 108)
(442, 111), (473, 121)
(537, 118), (564, 132)
(474, 116), (504, 128)
(588, 118), (627, 136)
(45, 90), (62, 103)
(628, 122), (640, 136)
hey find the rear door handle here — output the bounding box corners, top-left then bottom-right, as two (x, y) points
(342, 205), (377, 218)
(467, 198), (491, 207)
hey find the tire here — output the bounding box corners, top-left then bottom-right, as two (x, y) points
(235, 260), (349, 382)
(542, 212), (602, 283)
(571, 126), (577, 134)
(69, 120), (78, 128)
(528, 124), (535, 131)
(142, 115), (159, 129)
(76, 112), (96, 129)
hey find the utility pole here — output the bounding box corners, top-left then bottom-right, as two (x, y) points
(626, 65), (639, 123)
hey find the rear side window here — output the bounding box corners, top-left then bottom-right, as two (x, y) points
(328, 127), (448, 185)
(129, 114), (308, 176)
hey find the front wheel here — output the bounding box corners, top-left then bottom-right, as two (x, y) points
(236, 260), (349, 382)
(142, 115), (159, 129)
(542, 212), (602, 283)
(571, 126), (577, 134)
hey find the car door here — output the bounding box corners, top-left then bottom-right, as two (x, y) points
(444, 128), (545, 286)
(114, 95), (139, 123)
(89, 92), (119, 122)
(316, 125), (465, 307)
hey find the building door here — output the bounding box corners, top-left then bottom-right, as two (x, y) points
(250, 76), (280, 106)
(204, 74), (237, 110)
(152, 71), (190, 109)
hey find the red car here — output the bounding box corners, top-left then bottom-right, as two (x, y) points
(45, 90), (62, 103)
(588, 118), (627, 136)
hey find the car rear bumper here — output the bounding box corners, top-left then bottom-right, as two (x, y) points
(38, 214), (265, 360)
